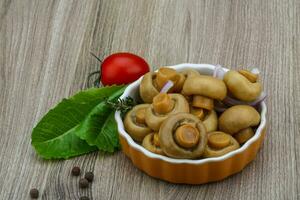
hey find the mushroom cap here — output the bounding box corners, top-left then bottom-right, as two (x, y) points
(159, 113), (207, 159)
(202, 110), (218, 132)
(203, 131), (240, 158)
(224, 70), (262, 101)
(218, 105), (260, 135)
(145, 93), (190, 131)
(124, 104), (152, 142)
(142, 133), (164, 155)
(181, 68), (200, 78)
(182, 75), (227, 100)
(139, 72), (159, 103)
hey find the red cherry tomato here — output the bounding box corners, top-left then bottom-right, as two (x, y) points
(100, 52), (150, 86)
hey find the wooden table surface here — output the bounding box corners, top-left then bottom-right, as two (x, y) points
(1, 0), (299, 199)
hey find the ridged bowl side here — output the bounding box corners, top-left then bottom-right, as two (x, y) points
(119, 128), (266, 184)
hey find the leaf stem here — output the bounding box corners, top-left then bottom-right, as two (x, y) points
(87, 70), (101, 88)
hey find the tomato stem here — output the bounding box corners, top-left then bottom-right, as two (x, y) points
(87, 52), (103, 88)
(90, 51), (102, 63)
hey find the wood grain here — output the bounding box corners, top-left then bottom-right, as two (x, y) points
(0, 0), (299, 199)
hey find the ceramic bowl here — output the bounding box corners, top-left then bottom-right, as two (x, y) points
(115, 63), (267, 184)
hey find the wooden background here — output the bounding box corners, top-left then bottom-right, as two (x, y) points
(1, 0), (299, 199)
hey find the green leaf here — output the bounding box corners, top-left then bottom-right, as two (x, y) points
(95, 112), (120, 152)
(31, 85), (125, 159)
(74, 87), (125, 151)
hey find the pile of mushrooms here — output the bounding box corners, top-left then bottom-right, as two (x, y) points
(124, 67), (264, 159)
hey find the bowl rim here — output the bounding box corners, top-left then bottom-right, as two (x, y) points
(115, 63), (267, 164)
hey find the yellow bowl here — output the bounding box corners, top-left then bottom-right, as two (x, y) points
(115, 64), (267, 184)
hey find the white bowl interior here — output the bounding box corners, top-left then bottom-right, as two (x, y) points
(115, 63), (267, 164)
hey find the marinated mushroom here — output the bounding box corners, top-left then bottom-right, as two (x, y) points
(155, 67), (180, 91)
(202, 110), (218, 132)
(157, 67), (187, 92)
(223, 70), (262, 102)
(159, 113), (207, 159)
(139, 72), (159, 103)
(182, 75), (227, 101)
(218, 105), (260, 135)
(182, 75), (227, 112)
(140, 68), (185, 103)
(124, 104), (152, 142)
(142, 133), (164, 155)
(234, 127), (255, 144)
(203, 131), (240, 158)
(145, 93), (189, 131)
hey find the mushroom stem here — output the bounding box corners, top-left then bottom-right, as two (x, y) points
(238, 69), (258, 83)
(153, 93), (174, 114)
(191, 107), (205, 120)
(234, 127), (254, 144)
(135, 108), (146, 124)
(174, 124), (200, 148)
(155, 67), (179, 91)
(192, 95), (214, 110)
(208, 132), (231, 149)
(203, 131), (240, 158)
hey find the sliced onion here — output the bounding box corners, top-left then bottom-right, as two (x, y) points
(214, 106), (227, 113)
(213, 65), (226, 79)
(160, 80), (174, 93)
(217, 69), (227, 79)
(214, 100), (229, 112)
(213, 65), (222, 77)
(251, 68), (260, 75)
(223, 92), (267, 106)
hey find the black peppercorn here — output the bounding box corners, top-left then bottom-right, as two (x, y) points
(79, 178), (89, 188)
(84, 172), (94, 182)
(30, 188), (39, 199)
(79, 196), (90, 200)
(71, 166), (81, 176)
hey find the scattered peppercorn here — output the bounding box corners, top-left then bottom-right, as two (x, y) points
(84, 172), (94, 182)
(79, 196), (90, 200)
(71, 166), (81, 176)
(79, 178), (89, 188)
(29, 188), (39, 199)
